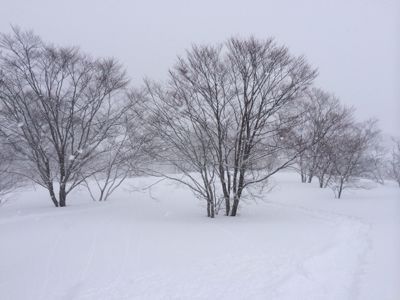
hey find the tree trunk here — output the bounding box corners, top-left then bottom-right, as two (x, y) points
(207, 200), (215, 218)
(59, 183), (67, 207)
(299, 156), (307, 183)
(301, 172), (307, 183)
(337, 178), (344, 199)
(224, 196), (230, 216)
(318, 175), (324, 188)
(230, 195), (239, 216)
(338, 188), (343, 199)
(230, 178), (244, 216)
(47, 182), (59, 207)
(99, 188), (105, 202)
(219, 175), (230, 215)
(217, 163), (230, 215)
(307, 174), (313, 183)
(230, 169), (245, 216)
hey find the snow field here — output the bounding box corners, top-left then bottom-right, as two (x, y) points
(0, 172), (399, 299)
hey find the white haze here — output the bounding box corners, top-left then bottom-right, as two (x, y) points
(0, 0), (399, 135)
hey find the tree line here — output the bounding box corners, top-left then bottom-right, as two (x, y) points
(0, 27), (398, 216)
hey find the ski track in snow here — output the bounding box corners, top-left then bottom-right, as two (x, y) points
(60, 201), (372, 300)
(39, 226), (65, 300)
(76, 222), (139, 299)
(262, 200), (373, 300)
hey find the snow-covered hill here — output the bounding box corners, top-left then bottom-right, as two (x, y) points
(0, 172), (399, 300)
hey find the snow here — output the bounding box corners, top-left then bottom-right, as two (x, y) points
(0, 172), (399, 300)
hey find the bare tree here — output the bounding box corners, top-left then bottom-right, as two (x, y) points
(82, 121), (131, 202)
(0, 27), (129, 207)
(142, 79), (221, 217)
(82, 98), (152, 201)
(326, 119), (380, 198)
(387, 138), (400, 187)
(0, 140), (24, 204)
(144, 37), (316, 217)
(291, 88), (353, 185)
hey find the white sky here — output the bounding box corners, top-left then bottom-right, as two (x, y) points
(0, 0), (399, 136)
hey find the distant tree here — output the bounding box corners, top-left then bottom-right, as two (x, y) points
(362, 138), (386, 184)
(292, 88), (353, 185)
(145, 37), (316, 217)
(0, 140), (24, 204)
(326, 119), (380, 198)
(0, 27), (129, 207)
(388, 138), (400, 187)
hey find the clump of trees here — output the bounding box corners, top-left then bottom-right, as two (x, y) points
(143, 37), (316, 217)
(291, 88), (384, 198)
(0, 27), (397, 214)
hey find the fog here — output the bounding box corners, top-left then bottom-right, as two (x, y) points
(0, 0), (399, 135)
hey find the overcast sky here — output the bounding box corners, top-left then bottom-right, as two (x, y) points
(0, 0), (399, 135)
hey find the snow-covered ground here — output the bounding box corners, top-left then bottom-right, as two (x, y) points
(0, 172), (399, 300)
